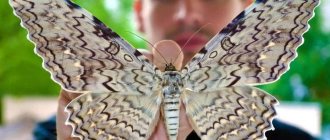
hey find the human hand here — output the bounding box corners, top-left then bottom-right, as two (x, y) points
(56, 40), (193, 140)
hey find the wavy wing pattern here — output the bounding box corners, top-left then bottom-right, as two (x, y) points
(9, 0), (319, 139)
(66, 92), (162, 140)
(183, 86), (278, 139)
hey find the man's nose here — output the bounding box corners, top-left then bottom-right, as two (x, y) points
(174, 0), (202, 26)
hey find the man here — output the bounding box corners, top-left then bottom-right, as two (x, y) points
(134, 0), (252, 65)
(56, 0), (252, 139)
(53, 0), (315, 140)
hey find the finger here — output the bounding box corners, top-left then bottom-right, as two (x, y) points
(152, 40), (184, 71)
(137, 48), (153, 61)
(150, 120), (168, 140)
(57, 90), (80, 140)
(178, 104), (193, 140)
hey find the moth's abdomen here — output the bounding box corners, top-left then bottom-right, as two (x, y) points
(161, 71), (183, 140)
(162, 87), (181, 140)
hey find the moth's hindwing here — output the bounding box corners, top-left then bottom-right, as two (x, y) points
(66, 92), (162, 140)
(182, 86), (278, 139)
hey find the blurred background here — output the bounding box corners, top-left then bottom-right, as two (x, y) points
(0, 0), (329, 139)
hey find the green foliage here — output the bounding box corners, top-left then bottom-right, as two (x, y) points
(0, 0), (329, 127)
(0, 0), (59, 96)
(72, 0), (146, 49)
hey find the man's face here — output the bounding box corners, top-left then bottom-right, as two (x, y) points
(135, 0), (252, 62)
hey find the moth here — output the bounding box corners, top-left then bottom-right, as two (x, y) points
(9, 0), (319, 139)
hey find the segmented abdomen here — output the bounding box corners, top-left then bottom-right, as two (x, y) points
(162, 86), (181, 140)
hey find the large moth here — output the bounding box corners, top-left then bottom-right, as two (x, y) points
(9, 0), (319, 139)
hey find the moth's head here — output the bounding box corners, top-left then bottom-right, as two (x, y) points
(164, 63), (177, 71)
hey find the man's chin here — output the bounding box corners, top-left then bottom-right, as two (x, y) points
(180, 44), (204, 64)
(181, 44), (203, 56)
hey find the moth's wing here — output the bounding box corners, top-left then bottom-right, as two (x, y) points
(182, 86), (278, 140)
(9, 0), (161, 95)
(182, 0), (319, 92)
(66, 91), (162, 140)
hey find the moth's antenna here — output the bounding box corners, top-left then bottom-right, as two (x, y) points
(173, 23), (211, 64)
(126, 31), (169, 64)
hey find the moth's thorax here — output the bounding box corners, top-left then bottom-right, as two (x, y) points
(162, 71), (183, 90)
